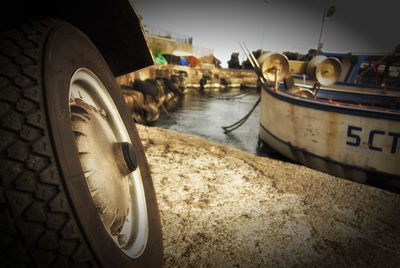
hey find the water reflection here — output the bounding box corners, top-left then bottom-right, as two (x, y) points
(156, 87), (263, 155)
(156, 89), (398, 194)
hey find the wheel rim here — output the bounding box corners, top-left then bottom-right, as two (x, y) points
(69, 68), (148, 258)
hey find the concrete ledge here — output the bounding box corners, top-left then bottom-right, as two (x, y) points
(137, 125), (400, 267)
(116, 65), (258, 88)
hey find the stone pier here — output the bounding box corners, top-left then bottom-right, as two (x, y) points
(137, 124), (400, 267)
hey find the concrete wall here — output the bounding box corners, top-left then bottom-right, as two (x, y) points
(148, 35), (193, 56)
(147, 35), (213, 58)
(116, 65), (258, 88)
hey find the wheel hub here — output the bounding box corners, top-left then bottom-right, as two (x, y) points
(69, 68), (149, 258)
(121, 142), (138, 172)
(71, 98), (134, 235)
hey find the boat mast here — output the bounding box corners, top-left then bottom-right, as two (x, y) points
(316, 6), (336, 55)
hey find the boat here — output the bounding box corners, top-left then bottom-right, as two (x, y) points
(242, 44), (400, 188)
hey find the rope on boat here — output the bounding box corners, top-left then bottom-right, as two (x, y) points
(221, 42), (266, 133)
(222, 96), (261, 133)
(356, 44), (400, 83)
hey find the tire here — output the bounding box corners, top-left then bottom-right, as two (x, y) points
(0, 19), (163, 267)
(163, 78), (181, 95)
(132, 80), (158, 98)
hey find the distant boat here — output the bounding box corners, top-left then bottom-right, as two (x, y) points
(252, 50), (400, 188)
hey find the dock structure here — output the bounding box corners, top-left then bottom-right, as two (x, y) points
(137, 124), (400, 266)
(114, 27), (261, 124)
(115, 65), (258, 124)
(116, 64), (259, 89)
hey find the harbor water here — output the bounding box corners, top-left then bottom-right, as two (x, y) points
(154, 86), (400, 194)
(155, 87), (268, 156)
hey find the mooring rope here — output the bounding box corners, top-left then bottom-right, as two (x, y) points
(195, 87), (256, 100)
(218, 89), (256, 100)
(222, 96), (261, 133)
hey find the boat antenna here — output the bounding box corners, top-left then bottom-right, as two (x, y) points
(243, 42), (260, 69)
(316, 5), (336, 55)
(239, 43), (255, 67)
(239, 41), (270, 86)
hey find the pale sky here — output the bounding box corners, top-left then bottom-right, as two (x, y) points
(133, 0), (399, 67)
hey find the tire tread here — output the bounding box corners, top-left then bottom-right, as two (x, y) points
(0, 19), (97, 267)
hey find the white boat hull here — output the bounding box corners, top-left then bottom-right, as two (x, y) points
(259, 87), (400, 183)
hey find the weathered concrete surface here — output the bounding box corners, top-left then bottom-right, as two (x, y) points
(137, 125), (400, 267)
(116, 64), (258, 88)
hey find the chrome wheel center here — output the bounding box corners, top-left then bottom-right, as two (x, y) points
(69, 68), (148, 258)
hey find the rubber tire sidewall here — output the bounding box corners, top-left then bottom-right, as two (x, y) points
(43, 21), (163, 267)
